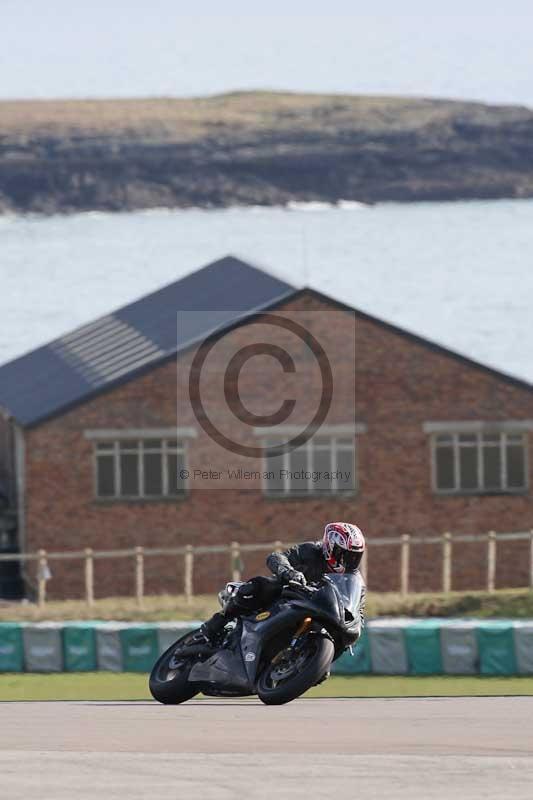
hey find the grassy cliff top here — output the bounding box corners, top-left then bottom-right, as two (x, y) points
(2, 91), (532, 140)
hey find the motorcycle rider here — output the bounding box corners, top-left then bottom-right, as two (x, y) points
(196, 521), (366, 645)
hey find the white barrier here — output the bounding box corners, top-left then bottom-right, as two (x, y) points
(22, 623), (63, 672)
(440, 623), (479, 675)
(96, 625), (125, 672)
(367, 620), (409, 674)
(514, 623), (533, 675)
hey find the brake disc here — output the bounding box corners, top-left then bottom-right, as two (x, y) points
(168, 651), (187, 670)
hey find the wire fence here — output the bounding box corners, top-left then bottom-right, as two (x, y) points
(1, 529), (533, 609)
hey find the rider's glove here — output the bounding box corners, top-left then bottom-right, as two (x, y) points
(281, 569), (307, 586)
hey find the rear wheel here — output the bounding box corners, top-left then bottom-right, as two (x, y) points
(149, 634), (201, 705)
(257, 635), (334, 706)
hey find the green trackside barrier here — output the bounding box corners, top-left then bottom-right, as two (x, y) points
(63, 624), (97, 672)
(0, 622), (24, 672)
(405, 620), (443, 675)
(333, 628), (371, 674)
(476, 622), (518, 676)
(120, 626), (159, 672)
(1, 619), (531, 675)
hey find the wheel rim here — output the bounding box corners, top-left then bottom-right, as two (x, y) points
(265, 638), (319, 689)
(156, 645), (192, 683)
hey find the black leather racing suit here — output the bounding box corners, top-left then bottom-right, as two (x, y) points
(267, 541), (338, 584)
(202, 540), (366, 638)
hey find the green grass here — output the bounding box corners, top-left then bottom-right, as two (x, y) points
(1, 673), (532, 702)
(370, 588), (533, 619)
(2, 588), (533, 623)
(0, 594), (220, 623)
(0, 672), (151, 701)
(1, 92), (479, 139)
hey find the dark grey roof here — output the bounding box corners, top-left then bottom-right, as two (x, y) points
(0, 256), (297, 427)
(3, 253), (532, 431)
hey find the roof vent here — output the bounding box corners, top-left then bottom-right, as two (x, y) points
(52, 315), (164, 387)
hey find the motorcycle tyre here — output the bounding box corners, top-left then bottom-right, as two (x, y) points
(257, 636), (334, 706)
(149, 637), (200, 705)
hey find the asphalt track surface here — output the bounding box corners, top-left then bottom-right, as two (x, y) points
(2, 697), (533, 799)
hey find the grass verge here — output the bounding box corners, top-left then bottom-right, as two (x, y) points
(370, 588), (533, 619)
(1, 673), (532, 702)
(0, 594), (220, 623)
(1, 588), (533, 623)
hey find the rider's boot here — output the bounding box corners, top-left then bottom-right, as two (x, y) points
(190, 612), (228, 646)
(195, 594), (243, 645)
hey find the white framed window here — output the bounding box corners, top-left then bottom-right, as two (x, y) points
(262, 435), (357, 497)
(431, 430), (528, 495)
(93, 437), (188, 500)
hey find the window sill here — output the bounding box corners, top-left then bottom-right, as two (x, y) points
(433, 489), (529, 498)
(92, 495), (188, 506)
(263, 492), (357, 502)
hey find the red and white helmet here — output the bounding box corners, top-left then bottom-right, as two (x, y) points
(322, 522), (365, 573)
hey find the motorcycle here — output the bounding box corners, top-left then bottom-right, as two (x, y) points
(149, 571), (364, 706)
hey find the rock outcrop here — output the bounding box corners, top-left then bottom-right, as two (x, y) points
(1, 92), (533, 213)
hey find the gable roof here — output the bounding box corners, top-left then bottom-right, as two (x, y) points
(1, 255), (532, 429)
(297, 288), (533, 396)
(0, 256), (297, 427)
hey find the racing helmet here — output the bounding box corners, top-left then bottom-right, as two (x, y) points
(322, 522), (365, 573)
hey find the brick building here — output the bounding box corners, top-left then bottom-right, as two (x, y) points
(0, 256), (532, 599)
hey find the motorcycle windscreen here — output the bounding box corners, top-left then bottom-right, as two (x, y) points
(324, 572), (364, 616)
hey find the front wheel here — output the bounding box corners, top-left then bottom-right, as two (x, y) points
(257, 635), (334, 706)
(149, 634), (200, 705)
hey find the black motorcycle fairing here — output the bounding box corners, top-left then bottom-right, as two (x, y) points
(323, 572), (365, 619)
(186, 603), (307, 694)
(188, 639), (250, 692)
(326, 573), (364, 645)
(279, 572), (364, 653)
(171, 573), (365, 697)
(282, 586), (341, 628)
(239, 603), (307, 685)
(288, 572), (363, 624)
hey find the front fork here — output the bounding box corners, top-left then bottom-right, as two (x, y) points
(271, 616), (322, 666)
(290, 616), (313, 646)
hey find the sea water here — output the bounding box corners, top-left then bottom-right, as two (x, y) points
(0, 199), (532, 382)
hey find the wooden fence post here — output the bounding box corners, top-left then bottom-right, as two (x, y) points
(231, 541), (242, 582)
(487, 531), (497, 593)
(442, 533), (452, 593)
(37, 549), (48, 608)
(135, 546), (144, 609)
(184, 545), (194, 604)
(84, 548), (94, 607)
(400, 534), (410, 596)
(529, 530), (533, 590)
(274, 540), (283, 553)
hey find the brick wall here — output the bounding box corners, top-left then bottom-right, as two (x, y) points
(20, 292), (533, 598)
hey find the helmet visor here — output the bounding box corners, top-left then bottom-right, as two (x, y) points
(332, 544), (362, 572)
